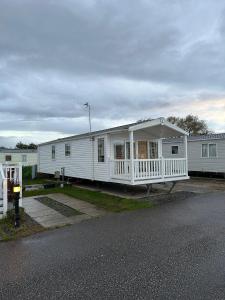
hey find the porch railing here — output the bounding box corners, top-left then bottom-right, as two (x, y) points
(110, 158), (187, 181)
(110, 159), (131, 179)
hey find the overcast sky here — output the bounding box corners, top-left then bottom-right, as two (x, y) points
(1, 0), (225, 147)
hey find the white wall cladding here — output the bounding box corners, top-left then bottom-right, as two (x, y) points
(162, 142), (185, 159)
(0, 152), (37, 166)
(38, 134), (110, 182)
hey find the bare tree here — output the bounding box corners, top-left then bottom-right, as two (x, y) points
(167, 115), (212, 135)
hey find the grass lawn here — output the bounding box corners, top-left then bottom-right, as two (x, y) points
(23, 177), (51, 186)
(24, 185), (153, 212)
(0, 209), (45, 241)
(23, 178), (56, 186)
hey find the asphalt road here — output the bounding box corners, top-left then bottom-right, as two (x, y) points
(1, 192), (225, 300)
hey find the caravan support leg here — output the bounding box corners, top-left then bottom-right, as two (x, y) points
(146, 184), (153, 197)
(169, 181), (176, 193)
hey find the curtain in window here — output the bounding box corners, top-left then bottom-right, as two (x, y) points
(201, 144), (208, 157)
(149, 142), (158, 158)
(209, 144), (216, 157)
(114, 144), (125, 159)
(98, 138), (105, 162)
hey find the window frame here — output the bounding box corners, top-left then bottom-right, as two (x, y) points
(51, 145), (56, 160)
(22, 154), (27, 162)
(149, 141), (159, 159)
(65, 143), (71, 157)
(5, 155), (12, 162)
(114, 143), (125, 160)
(98, 138), (105, 163)
(209, 143), (217, 158)
(201, 143), (217, 158)
(171, 145), (179, 155)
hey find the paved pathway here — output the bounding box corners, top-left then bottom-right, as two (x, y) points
(23, 194), (106, 228)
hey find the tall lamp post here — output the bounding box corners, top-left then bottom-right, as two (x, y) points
(84, 102), (92, 134)
(84, 102), (94, 180)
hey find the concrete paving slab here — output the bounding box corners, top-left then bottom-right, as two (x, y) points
(23, 197), (71, 228)
(23, 194), (107, 229)
(48, 193), (107, 217)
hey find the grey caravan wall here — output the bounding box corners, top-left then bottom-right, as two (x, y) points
(163, 136), (225, 175)
(187, 138), (225, 174)
(162, 139), (185, 159)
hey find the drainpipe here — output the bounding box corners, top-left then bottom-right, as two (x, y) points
(91, 136), (95, 181)
(129, 130), (134, 184)
(184, 135), (188, 176)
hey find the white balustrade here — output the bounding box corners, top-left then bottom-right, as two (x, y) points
(110, 158), (187, 181)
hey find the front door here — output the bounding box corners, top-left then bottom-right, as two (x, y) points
(138, 141), (148, 159)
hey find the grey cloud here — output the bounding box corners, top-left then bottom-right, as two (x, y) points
(0, 0), (225, 143)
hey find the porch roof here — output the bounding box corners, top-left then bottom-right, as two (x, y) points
(128, 118), (188, 138)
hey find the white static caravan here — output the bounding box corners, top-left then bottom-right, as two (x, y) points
(38, 118), (189, 186)
(0, 149), (38, 166)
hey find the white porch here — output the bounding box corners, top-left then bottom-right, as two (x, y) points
(110, 158), (188, 184)
(109, 118), (189, 185)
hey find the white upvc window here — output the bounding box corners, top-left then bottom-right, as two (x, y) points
(22, 154), (27, 162)
(149, 141), (158, 158)
(201, 143), (217, 158)
(209, 143), (217, 157)
(98, 138), (105, 162)
(114, 141), (136, 160)
(171, 145), (179, 155)
(65, 143), (71, 157)
(52, 145), (56, 160)
(114, 143), (125, 159)
(5, 155), (11, 162)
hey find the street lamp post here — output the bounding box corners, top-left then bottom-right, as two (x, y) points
(84, 102), (92, 134)
(84, 102), (94, 180)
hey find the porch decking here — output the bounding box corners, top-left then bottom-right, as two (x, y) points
(110, 158), (188, 184)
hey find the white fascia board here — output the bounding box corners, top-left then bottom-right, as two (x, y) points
(128, 118), (162, 131)
(162, 119), (189, 136)
(128, 117), (189, 136)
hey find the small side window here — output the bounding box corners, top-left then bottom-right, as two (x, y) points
(171, 145), (179, 155)
(22, 155), (27, 162)
(5, 155), (11, 162)
(65, 144), (71, 157)
(98, 138), (105, 162)
(52, 145), (56, 159)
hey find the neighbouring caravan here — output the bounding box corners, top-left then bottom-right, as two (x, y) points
(38, 118), (189, 186)
(0, 149), (38, 166)
(163, 133), (225, 177)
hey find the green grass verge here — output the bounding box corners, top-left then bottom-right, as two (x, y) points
(23, 185), (153, 212)
(23, 178), (55, 186)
